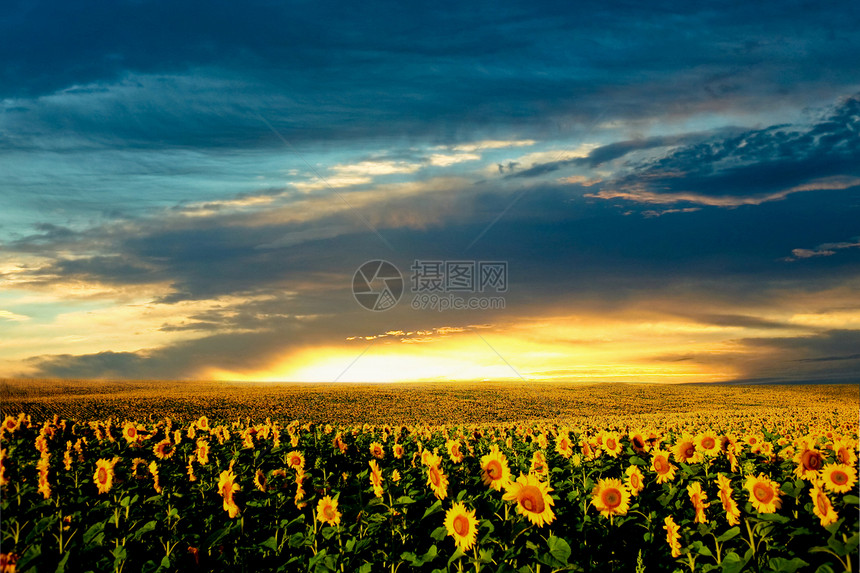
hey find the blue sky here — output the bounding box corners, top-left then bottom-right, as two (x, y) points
(2, 0), (859, 382)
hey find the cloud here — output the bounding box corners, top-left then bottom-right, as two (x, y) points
(783, 238), (860, 261)
(588, 94), (860, 206)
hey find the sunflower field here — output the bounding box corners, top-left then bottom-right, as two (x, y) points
(1, 388), (858, 572)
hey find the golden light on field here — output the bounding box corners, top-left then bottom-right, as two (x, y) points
(205, 314), (744, 383)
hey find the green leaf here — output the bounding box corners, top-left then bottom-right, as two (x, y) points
(843, 495), (859, 505)
(629, 456), (647, 466)
(757, 512), (790, 524)
(431, 526), (447, 541)
(54, 551), (70, 573)
(395, 496), (415, 504)
(447, 547), (466, 566)
(767, 557), (809, 573)
(716, 527), (740, 542)
(478, 548), (494, 564)
(260, 536), (278, 551)
(546, 535), (571, 565)
(83, 522), (105, 546)
(130, 520), (157, 541)
(159, 555), (171, 570)
(721, 552), (745, 573)
(357, 564), (372, 573)
(422, 500), (443, 520)
(16, 544), (41, 573)
(814, 565), (835, 573)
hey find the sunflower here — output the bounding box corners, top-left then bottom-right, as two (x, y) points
(393, 443), (404, 459)
(37, 455), (51, 499)
(333, 433), (347, 454)
(503, 473), (555, 527)
(149, 461), (162, 494)
(218, 469), (240, 518)
(130, 457), (147, 479)
(480, 446), (511, 491)
(695, 432), (720, 456)
(810, 481), (838, 527)
(555, 433), (574, 459)
(793, 447), (825, 480)
(625, 465), (645, 496)
(392, 469), (401, 483)
(444, 502), (479, 552)
(187, 455), (197, 482)
(0, 449), (8, 486)
(715, 474), (740, 526)
(687, 482), (709, 524)
(196, 416), (209, 431)
(663, 516), (682, 558)
(446, 439), (464, 464)
(93, 458), (118, 494)
(369, 460), (384, 497)
(122, 422), (141, 444)
(316, 495), (342, 526)
(369, 441), (385, 460)
(253, 469), (267, 492)
(195, 440), (210, 465)
(2, 415), (19, 434)
(650, 450), (677, 484)
(833, 437), (858, 466)
(591, 478), (631, 519)
(530, 450), (548, 478)
(426, 461), (449, 500)
(602, 432), (623, 458)
(744, 474), (782, 514)
(580, 437), (599, 460)
(673, 435), (700, 464)
(820, 463), (857, 493)
(629, 430), (650, 454)
(153, 439), (175, 460)
(286, 451), (305, 471)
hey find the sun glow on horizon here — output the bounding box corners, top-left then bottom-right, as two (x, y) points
(203, 317), (746, 383)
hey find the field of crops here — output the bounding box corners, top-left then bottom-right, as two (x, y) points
(0, 381), (857, 572)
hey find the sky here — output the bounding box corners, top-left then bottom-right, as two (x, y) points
(1, 0), (859, 383)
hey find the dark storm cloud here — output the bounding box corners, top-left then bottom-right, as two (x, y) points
(602, 94), (860, 200)
(506, 132), (718, 178)
(4, 0), (860, 150)
(731, 329), (860, 383)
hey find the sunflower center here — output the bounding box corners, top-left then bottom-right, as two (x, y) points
(816, 492), (829, 513)
(453, 514), (470, 536)
(633, 436), (644, 448)
(602, 488), (621, 508)
(519, 485), (545, 513)
(324, 505), (336, 519)
(803, 451), (822, 470)
(429, 466), (441, 486)
(753, 483), (773, 503)
(654, 457), (667, 473)
(831, 470), (848, 485)
(683, 444), (695, 458)
(128, 428), (136, 438)
(98, 467), (108, 484)
(606, 439), (617, 450)
(631, 475), (641, 488)
(702, 437), (715, 450)
(486, 460), (502, 479)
